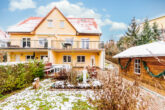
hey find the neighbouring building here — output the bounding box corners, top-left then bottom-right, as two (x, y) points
(113, 41), (165, 94)
(0, 29), (9, 62)
(1, 7), (105, 68)
(140, 16), (165, 40)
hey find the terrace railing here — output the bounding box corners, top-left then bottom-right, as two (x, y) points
(0, 39), (104, 50)
(51, 40), (104, 50)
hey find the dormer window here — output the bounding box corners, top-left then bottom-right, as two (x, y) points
(60, 21), (64, 28)
(47, 19), (53, 27)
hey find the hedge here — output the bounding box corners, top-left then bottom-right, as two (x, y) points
(0, 61), (45, 96)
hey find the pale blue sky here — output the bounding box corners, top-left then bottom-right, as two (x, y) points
(0, 0), (165, 41)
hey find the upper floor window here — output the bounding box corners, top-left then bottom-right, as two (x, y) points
(39, 38), (48, 48)
(22, 38), (30, 48)
(134, 59), (141, 74)
(60, 21), (64, 28)
(77, 56), (85, 63)
(47, 19), (53, 27)
(81, 38), (89, 49)
(65, 38), (73, 44)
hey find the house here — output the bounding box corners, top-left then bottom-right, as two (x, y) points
(1, 7), (105, 68)
(0, 29), (9, 47)
(113, 41), (165, 94)
(140, 16), (165, 40)
(0, 29), (9, 62)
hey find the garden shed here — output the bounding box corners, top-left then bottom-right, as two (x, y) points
(113, 41), (165, 93)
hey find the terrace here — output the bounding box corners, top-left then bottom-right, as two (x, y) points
(0, 39), (104, 50)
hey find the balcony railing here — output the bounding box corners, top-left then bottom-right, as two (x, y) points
(51, 40), (104, 50)
(0, 39), (104, 50)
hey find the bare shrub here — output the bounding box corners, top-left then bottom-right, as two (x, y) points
(67, 69), (78, 85)
(89, 70), (149, 110)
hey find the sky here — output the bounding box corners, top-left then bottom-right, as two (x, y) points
(0, 0), (165, 42)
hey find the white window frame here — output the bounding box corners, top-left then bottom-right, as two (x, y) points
(40, 55), (48, 60)
(39, 38), (47, 47)
(81, 38), (89, 49)
(26, 55), (34, 61)
(22, 37), (31, 48)
(63, 55), (71, 63)
(134, 58), (141, 74)
(60, 21), (64, 28)
(77, 56), (85, 63)
(47, 19), (53, 27)
(65, 38), (73, 45)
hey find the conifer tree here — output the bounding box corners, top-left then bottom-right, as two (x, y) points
(138, 19), (153, 45)
(126, 17), (139, 46)
(152, 22), (160, 40)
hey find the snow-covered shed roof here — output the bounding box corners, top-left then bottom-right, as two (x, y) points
(113, 41), (165, 58)
(7, 17), (101, 35)
(0, 29), (9, 42)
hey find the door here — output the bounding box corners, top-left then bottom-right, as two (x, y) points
(15, 55), (20, 62)
(81, 38), (89, 49)
(90, 56), (95, 66)
(22, 38), (31, 48)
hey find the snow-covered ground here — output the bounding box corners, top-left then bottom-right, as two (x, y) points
(0, 79), (95, 110)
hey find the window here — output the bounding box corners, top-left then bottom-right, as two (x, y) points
(1, 42), (6, 47)
(65, 38), (73, 44)
(77, 56), (85, 62)
(39, 38), (48, 48)
(134, 59), (141, 74)
(40, 55), (48, 60)
(81, 38), (89, 49)
(47, 19), (53, 27)
(60, 21), (64, 28)
(63, 55), (71, 63)
(22, 38), (30, 48)
(26, 55), (34, 60)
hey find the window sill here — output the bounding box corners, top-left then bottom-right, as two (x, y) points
(134, 72), (141, 75)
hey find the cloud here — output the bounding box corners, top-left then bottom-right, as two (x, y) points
(9, 0), (36, 11)
(36, 0), (127, 31)
(116, 34), (124, 38)
(110, 22), (127, 30)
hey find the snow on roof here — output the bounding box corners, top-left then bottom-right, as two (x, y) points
(7, 17), (43, 33)
(113, 41), (165, 58)
(67, 18), (101, 34)
(7, 17), (101, 34)
(0, 29), (9, 42)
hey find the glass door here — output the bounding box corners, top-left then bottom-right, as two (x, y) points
(22, 38), (31, 48)
(81, 38), (89, 49)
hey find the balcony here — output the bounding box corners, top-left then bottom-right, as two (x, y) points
(0, 39), (104, 50)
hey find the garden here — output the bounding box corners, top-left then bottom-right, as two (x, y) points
(0, 61), (161, 110)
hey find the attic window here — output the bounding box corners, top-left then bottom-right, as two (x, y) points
(134, 59), (141, 74)
(60, 21), (64, 28)
(47, 19), (53, 27)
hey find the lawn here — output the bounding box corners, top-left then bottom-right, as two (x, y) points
(0, 79), (96, 110)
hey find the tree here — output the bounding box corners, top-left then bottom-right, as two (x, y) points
(138, 19), (153, 45)
(152, 22), (160, 40)
(125, 17), (139, 46)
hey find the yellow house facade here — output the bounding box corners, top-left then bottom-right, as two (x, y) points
(2, 7), (105, 68)
(140, 16), (165, 40)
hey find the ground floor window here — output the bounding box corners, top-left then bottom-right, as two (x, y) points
(134, 59), (141, 74)
(26, 55), (34, 60)
(77, 56), (85, 62)
(40, 55), (48, 60)
(63, 55), (71, 63)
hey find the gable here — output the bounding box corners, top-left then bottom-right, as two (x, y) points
(34, 8), (77, 35)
